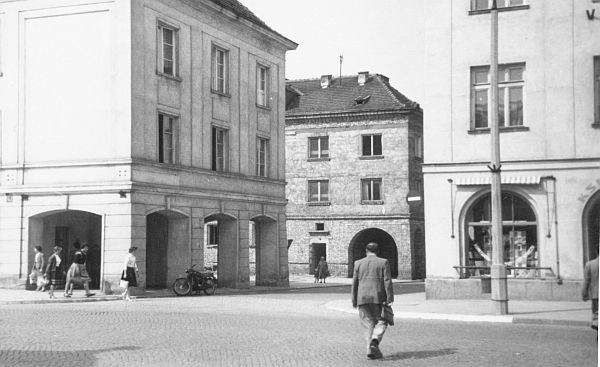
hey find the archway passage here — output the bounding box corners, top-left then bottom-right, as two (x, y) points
(29, 210), (102, 289)
(204, 213), (238, 288)
(348, 228), (398, 278)
(584, 191), (600, 262)
(251, 216), (278, 286)
(146, 211), (189, 289)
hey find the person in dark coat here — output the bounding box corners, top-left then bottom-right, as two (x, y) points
(44, 246), (65, 299)
(64, 243), (94, 298)
(351, 242), (394, 360)
(582, 256), (599, 331)
(316, 256), (329, 283)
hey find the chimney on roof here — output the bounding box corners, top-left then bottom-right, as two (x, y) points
(358, 71), (369, 86)
(320, 75), (332, 88)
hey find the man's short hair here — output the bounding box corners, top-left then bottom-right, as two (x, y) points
(366, 242), (379, 253)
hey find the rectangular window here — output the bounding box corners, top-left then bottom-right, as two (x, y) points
(211, 127), (228, 172)
(212, 45), (229, 94)
(158, 23), (177, 76)
(594, 56), (600, 125)
(158, 113), (176, 164)
(208, 224), (219, 246)
(361, 179), (382, 201)
(471, 63), (525, 129)
(256, 138), (268, 177)
(308, 180), (329, 202)
(308, 136), (329, 159)
(257, 65), (269, 107)
(362, 134), (382, 156)
(315, 223), (325, 231)
(472, 0), (524, 10)
(415, 136), (423, 159)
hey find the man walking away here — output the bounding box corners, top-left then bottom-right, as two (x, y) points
(582, 255), (599, 332)
(351, 242), (394, 359)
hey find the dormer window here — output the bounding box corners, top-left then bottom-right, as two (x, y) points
(358, 71), (369, 86)
(320, 75), (332, 88)
(355, 95), (371, 105)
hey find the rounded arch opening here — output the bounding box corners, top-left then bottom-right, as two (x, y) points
(348, 228), (398, 278)
(582, 190), (600, 263)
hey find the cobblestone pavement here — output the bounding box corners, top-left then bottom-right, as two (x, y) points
(0, 290), (597, 367)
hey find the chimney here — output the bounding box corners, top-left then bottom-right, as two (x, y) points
(320, 75), (332, 88)
(358, 71), (369, 86)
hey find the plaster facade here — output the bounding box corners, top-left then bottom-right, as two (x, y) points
(422, 0), (600, 300)
(0, 0), (296, 290)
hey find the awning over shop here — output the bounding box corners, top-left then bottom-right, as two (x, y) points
(454, 176), (541, 186)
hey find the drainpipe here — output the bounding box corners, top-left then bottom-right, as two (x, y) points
(18, 195), (25, 279)
(543, 176), (561, 284)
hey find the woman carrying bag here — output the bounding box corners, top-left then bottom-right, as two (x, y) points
(45, 246), (65, 299)
(120, 247), (139, 301)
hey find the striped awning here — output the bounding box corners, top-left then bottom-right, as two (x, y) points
(454, 176), (541, 186)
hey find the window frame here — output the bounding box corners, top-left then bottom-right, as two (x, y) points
(207, 223), (219, 247)
(157, 21), (179, 77)
(256, 64), (270, 108)
(211, 126), (229, 172)
(211, 44), (229, 95)
(256, 137), (269, 177)
(158, 112), (178, 164)
(308, 136), (330, 160)
(308, 180), (330, 203)
(594, 56), (600, 127)
(361, 178), (383, 204)
(470, 0), (528, 13)
(361, 134), (383, 157)
(470, 63), (526, 131)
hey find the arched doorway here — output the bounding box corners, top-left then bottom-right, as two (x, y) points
(583, 191), (600, 263)
(29, 210), (102, 289)
(463, 191), (538, 278)
(348, 228), (398, 278)
(204, 213), (238, 288)
(251, 216), (278, 286)
(146, 210), (189, 289)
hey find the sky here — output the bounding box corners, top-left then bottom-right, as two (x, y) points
(240, 0), (426, 104)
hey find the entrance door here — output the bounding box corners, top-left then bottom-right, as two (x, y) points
(146, 213), (168, 288)
(309, 243), (326, 275)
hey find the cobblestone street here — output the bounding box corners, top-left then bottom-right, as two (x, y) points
(0, 288), (597, 367)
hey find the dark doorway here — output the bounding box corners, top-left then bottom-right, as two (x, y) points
(348, 228), (398, 278)
(584, 192), (600, 262)
(146, 213), (168, 288)
(309, 243), (326, 275)
(413, 228), (426, 280)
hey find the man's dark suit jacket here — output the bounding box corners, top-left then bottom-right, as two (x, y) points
(352, 253), (394, 308)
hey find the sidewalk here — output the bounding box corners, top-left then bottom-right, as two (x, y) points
(0, 275), (592, 327)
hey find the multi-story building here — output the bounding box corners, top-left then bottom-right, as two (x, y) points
(423, 0), (600, 300)
(0, 0), (297, 290)
(285, 72), (424, 279)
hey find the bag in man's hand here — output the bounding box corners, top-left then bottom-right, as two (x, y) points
(381, 304), (394, 326)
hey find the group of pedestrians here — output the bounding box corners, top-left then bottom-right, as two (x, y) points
(30, 243), (138, 301)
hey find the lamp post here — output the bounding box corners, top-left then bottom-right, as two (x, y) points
(489, 0), (508, 315)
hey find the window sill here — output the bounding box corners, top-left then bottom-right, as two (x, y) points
(256, 104), (271, 111)
(156, 71), (182, 82)
(359, 155), (384, 160)
(361, 200), (384, 205)
(309, 231), (330, 236)
(469, 5), (530, 15)
(307, 201), (331, 206)
(592, 122), (600, 129)
(211, 90), (231, 98)
(468, 126), (530, 135)
(307, 157), (331, 162)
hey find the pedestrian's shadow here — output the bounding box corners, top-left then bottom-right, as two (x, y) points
(0, 345), (140, 366)
(381, 347), (457, 361)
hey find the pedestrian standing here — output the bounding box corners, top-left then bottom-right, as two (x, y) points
(316, 256), (329, 283)
(44, 246), (65, 299)
(121, 247), (139, 301)
(582, 255), (599, 332)
(64, 243), (94, 298)
(32, 246), (45, 291)
(351, 242), (394, 360)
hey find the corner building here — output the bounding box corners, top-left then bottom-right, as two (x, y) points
(285, 73), (424, 279)
(0, 0), (297, 290)
(422, 0), (600, 300)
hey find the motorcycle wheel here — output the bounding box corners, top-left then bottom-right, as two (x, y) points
(173, 278), (191, 296)
(203, 278), (217, 295)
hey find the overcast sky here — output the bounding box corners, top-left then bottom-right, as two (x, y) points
(240, 0), (425, 104)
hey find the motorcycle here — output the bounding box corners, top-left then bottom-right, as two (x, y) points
(172, 264), (217, 296)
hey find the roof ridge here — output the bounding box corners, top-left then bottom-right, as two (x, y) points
(373, 74), (419, 109)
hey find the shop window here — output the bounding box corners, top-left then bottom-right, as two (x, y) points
(464, 192), (538, 278)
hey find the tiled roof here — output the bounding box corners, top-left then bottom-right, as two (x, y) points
(285, 74), (419, 116)
(206, 0), (274, 32)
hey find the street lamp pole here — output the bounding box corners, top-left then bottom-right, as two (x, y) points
(489, 0), (508, 315)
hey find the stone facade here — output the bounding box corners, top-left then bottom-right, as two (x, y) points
(422, 0), (600, 300)
(0, 0), (296, 290)
(285, 74), (424, 280)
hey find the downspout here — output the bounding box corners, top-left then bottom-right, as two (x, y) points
(543, 176), (561, 284)
(18, 195), (25, 279)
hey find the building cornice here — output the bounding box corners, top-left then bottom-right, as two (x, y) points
(422, 157), (600, 174)
(285, 109), (419, 125)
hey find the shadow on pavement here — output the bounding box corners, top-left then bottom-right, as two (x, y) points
(382, 347), (458, 361)
(0, 346), (140, 366)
